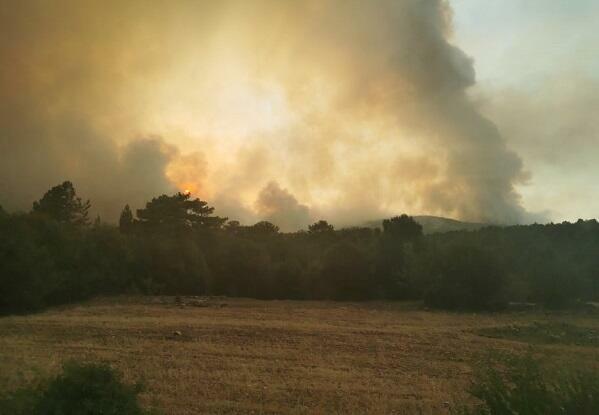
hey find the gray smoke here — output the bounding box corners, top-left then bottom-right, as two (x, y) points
(0, 0), (536, 226)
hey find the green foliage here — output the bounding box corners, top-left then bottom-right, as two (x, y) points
(271, 258), (305, 299)
(136, 192), (226, 233)
(119, 204), (134, 233)
(138, 235), (210, 295)
(382, 214), (423, 244)
(319, 242), (372, 300)
(223, 219), (240, 232)
(244, 221), (280, 239)
(459, 354), (599, 415)
(211, 237), (272, 298)
(308, 220), (335, 235)
(375, 215), (424, 299)
(0, 361), (155, 415)
(425, 245), (507, 311)
(529, 253), (591, 310)
(32, 181), (90, 226)
(0, 214), (57, 313)
(3, 180), (599, 314)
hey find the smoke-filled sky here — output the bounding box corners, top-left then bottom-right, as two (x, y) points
(1, 0), (597, 230)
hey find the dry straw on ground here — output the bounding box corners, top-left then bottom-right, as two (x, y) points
(1, 297), (597, 414)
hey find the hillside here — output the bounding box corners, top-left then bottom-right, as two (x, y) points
(364, 215), (487, 234)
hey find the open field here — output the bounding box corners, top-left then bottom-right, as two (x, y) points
(1, 298), (598, 414)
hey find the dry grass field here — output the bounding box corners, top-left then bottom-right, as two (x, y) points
(1, 297), (598, 414)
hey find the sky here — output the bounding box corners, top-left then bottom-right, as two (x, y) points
(0, 0), (597, 229)
(452, 0), (599, 222)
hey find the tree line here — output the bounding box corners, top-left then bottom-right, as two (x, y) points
(1, 181), (598, 314)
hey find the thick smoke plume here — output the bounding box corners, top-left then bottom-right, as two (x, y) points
(0, 0), (532, 227)
(255, 182), (312, 232)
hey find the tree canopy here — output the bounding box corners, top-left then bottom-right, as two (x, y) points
(136, 192), (226, 233)
(32, 181), (90, 226)
(119, 205), (134, 233)
(382, 214), (423, 243)
(3, 180), (599, 314)
(308, 220), (335, 234)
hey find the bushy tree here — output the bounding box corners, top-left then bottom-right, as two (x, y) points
(138, 236), (210, 295)
(244, 221), (280, 238)
(32, 181), (90, 226)
(376, 215), (424, 299)
(0, 215), (56, 313)
(79, 224), (143, 295)
(211, 238), (272, 298)
(318, 242), (372, 300)
(382, 214), (423, 244)
(271, 258), (305, 299)
(119, 205), (134, 233)
(223, 220), (241, 233)
(136, 192), (226, 233)
(425, 244), (507, 311)
(308, 220), (334, 234)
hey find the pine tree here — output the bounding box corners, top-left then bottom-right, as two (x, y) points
(119, 204), (134, 233)
(32, 181), (90, 226)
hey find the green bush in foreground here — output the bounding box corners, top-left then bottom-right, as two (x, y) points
(459, 354), (599, 415)
(0, 361), (155, 415)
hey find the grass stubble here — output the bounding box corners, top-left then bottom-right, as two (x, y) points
(1, 297), (597, 414)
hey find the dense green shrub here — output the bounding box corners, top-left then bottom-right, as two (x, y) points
(0, 362), (155, 415)
(318, 241), (373, 300)
(458, 354), (599, 415)
(0, 215), (57, 313)
(425, 245), (507, 311)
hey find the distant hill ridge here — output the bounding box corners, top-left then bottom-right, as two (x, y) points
(364, 215), (487, 235)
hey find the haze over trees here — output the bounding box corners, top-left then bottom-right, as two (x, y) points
(1, 181), (598, 315)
